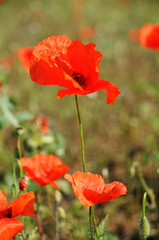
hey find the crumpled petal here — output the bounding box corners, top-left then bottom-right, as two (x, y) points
(0, 218), (24, 240)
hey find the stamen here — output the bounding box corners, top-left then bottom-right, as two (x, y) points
(71, 72), (86, 87)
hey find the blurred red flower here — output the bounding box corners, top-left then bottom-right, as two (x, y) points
(0, 57), (13, 70)
(138, 23), (159, 50)
(17, 47), (34, 71)
(21, 153), (70, 189)
(30, 35), (120, 104)
(78, 26), (96, 40)
(0, 190), (35, 240)
(65, 171), (127, 206)
(32, 115), (49, 134)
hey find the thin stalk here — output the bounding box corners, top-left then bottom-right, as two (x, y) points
(36, 192), (46, 240)
(55, 202), (59, 240)
(17, 134), (23, 178)
(91, 207), (100, 240)
(75, 95), (86, 172)
(142, 192), (147, 218)
(136, 162), (156, 209)
(13, 161), (17, 186)
(89, 207), (93, 240)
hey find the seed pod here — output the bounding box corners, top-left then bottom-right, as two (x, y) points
(139, 216), (150, 239)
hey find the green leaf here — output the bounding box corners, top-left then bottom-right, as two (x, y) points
(154, 153), (159, 161)
(97, 214), (109, 237)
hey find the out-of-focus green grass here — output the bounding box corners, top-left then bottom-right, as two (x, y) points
(0, 0), (159, 239)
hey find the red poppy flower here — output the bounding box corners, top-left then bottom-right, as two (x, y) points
(138, 23), (159, 50)
(32, 115), (49, 134)
(21, 153), (70, 189)
(30, 35), (120, 104)
(0, 190), (35, 240)
(17, 47), (34, 71)
(64, 171), (127, 206)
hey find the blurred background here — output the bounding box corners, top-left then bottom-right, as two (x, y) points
(0, 0), (159, 239)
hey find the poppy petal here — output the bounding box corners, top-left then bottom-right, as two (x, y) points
(30, 35), (81, 89)
(17, 47), (34, 71)
(84, 181), (127, 204)
(0, 218), (24, 240)
(67, 41), (102, 78)
(0, 190), (7, 211)
(139, 24), (159, 50)
(7, 191), (35, 218)
(64, 173), (94, 206)
(96, 80), (121, 104)
(21, 154), (70, 187)
(65, 172), (127, 207)
(57, 79), (120, 104)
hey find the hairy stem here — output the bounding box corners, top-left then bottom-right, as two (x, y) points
(36, 192), (46, 240)
(89, 207), (93, 240)
(75, 95), (86, 172)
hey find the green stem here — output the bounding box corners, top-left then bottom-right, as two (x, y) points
(142, 192), (147, 218)
(13, 161), (17, 186)
(75, 95), (86, 172)
(89, 207), (93, 240)
(75, 96), (99, 239)
(91, 207), (100, 240)
(17, 134), (23, 178)
(136, 162), (156, 209)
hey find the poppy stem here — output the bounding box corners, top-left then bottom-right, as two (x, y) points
(36, 192), (46, 240)
(91, 207), (100, 240)
(142, 192), (147, 218)
(89, 207), (93, 240)
(75, 95), (86, 172)
(17, 133), (23, 178)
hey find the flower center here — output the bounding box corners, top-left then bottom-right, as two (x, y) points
(7, 208), (12, 218)
(71, 72), (86, 87)
(0, 207), (12, 218)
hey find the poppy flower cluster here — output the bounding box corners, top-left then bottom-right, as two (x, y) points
(138, 23), (159, 51)
(65, 172), (127, 206)
(21, 153), (70, 189)
(0, 190), (35, 240)
(30, 35), (120, 104)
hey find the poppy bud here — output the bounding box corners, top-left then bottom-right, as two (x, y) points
(55, 190), (62, 204)
(19, 176), (28, 191)
(58, 207), (66, 219)
(16, 127), (24, 136)
(139, 216), (150, 239)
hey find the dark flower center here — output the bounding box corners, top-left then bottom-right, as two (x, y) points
(71, 72), (86, 87)
(0, 207), (12, 218)
(7, 208), (12, 218)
